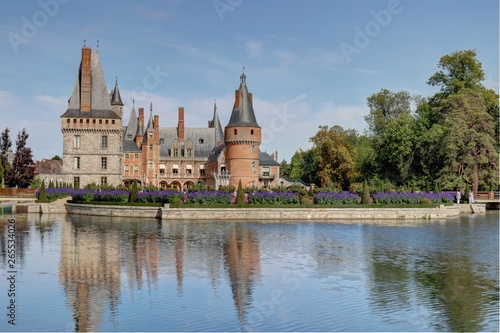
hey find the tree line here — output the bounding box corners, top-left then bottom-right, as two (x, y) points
(280, 50), (499, 193)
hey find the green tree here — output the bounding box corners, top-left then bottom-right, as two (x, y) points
(38, 180), (48, 202)
(361, 181), (371, 205)
(289, 148), (317, 184)
(129, 180), (138, 203)
(310, 125), (356, 189)
(279, 159), (291, 178)
(235, 180), (245, 205)
(51, 155), (62, 161)
(0, 128), (12, 187)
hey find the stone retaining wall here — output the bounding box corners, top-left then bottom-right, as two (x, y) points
(62, 203), (467, 221)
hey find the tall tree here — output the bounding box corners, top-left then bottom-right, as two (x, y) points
(289, 148), (317, 184)
(0, 128), (12, 187)
(5, 129), (35, 188)
(427, 50), (499, 192)
(310, 125), (356, 189)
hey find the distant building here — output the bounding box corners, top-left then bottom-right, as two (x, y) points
(34, 159), (63, 185)
(60, 46), (280, 189)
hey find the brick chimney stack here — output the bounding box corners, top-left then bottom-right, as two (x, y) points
(80, 47), (92, 112)
(138, 108), (144, 128)
(234, 90), (241, 109)
(154, 115), (159, 129)
(178, 107), (185, 143)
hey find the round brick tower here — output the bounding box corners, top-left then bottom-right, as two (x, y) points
(224, 72), (262, 188)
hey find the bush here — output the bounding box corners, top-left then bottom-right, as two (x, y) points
(314, 191), (360, 205)
(247, 192), (299, 205)
(360, 181), (371, 205)
(300, 196), (312, 205)
(171, 197), (183, 207)
(129, 180), (138, 203)
(420, 198), (432, 205)
(37, 180), (49, 202)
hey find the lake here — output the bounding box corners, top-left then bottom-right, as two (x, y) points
(0, 211), (498, 332)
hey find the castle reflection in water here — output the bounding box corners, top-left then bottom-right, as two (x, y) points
(58, 215), (260, 332)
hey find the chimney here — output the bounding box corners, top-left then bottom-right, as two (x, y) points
(80, 47), (92, 112)
(154, 115), (159, 129)
(208, 120), (213, 127)
(178, 107), (185, 143)
(274, 150), (278, 162)
(234, 89), (241, 109)
(138, 108), (144, 128)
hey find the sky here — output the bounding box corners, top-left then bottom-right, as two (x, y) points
(0, 0), (498, 163)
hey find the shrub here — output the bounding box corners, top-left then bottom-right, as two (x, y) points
(360, 181), (371, 205)
(247, 192), (299, 205)
(171, 197), (183, 207)
(186, 191), (232, 205)
(420, 198), (432, 205)
(129, 180), (138, 203)
(236, 180), (246, 205)
(314, 191), (360, 205)
(37, 180), (48, 202)
(300, 196), (312, 205)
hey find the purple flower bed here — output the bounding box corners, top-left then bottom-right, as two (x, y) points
(136, 190), (184, 203)
(313, 191), (360, 205)
(247, 192), (299, 205)
(36, 187), (74, 201)
(372, 192), (454, 204)
(186, 191), (232, 204)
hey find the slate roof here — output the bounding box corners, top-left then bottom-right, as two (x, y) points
(61, 49), (119, 119)
(259, 152), (280, 166)
(211, 102), (224, 143)
(111, 78), (123, 106)
(207, 143), (226, 163)
(226, 73), (260, 128)
(35, 159), (63, 174)
(158, 127), (216, 158)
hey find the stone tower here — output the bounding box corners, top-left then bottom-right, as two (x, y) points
(60, 46), (123, 188)
(224, 72), (261, 188)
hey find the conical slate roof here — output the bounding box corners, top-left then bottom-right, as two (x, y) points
(111, 78), (124, 106)
(211, 101), (224, 144)
(226, 72), (260, 128)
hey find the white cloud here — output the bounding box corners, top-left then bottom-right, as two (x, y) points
(246, 41), (263, 59)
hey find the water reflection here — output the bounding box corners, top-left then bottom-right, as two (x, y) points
(2, 212), (496, 331)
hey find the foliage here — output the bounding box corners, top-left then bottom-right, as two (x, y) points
(0, 128), (12, 187)
(372, 192), (454, 205)
(171, 197), (183, 207)
(235, 180), (246, 205)
(129, 180), (138, 203)
(186, 191), (231, 205)
(135, 190), (183, 204)
(5, 129), (35, 188)
(247, 192), (299, 205)
(361, 181), (371, 205)
(37, 180), (48, 202)
(289, 148), (317, 184)
(313, 191), (360, 205)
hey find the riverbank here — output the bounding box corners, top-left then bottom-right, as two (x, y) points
(61, 202), (481, 220)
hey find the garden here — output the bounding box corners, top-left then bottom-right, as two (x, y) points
(36, 180), (456, 208)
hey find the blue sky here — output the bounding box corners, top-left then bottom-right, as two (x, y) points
(0, 0), (498, 162)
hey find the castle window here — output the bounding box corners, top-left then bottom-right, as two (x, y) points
(101, 157), (107, 170)
(252, 161), (256, 173)
(73, 177), (80, 188)
(186, 165), (192, 174)
(73, 135), (81, 149)
(105, 120), (109, 124)
(127, 134), (133, 140)
(73, 119), (77, 123)
(99, 119), (102, 124)
(134, 165), (139, 173)
(148, 159), (153, 169)
(67, 119), (70, 123)
(125, 153), (129, 159)
(125, 165), (129, 173)
(160, 138), (165, 144)
(101, 177), (107, 186)
(73, 157), (80, 169)
(93, 119), (96, 124)
(86, 119), (89, 124)
(149, 144), (153, 151)
(199, 165), (205, 175)
(101, 136), (108, 149)
(112, 120), (115, 125)
(173, 164), (179, 174)
(234, 129), (237, 135)
(134, 154), (139, 159)
(251, 129), (254, 135)
(252, 145), (256, 153)
(199, 138), (204, 144)
(186, 149), (193, 158)
(80, 119), (83, 124)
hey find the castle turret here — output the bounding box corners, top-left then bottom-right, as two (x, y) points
(224, 71), (261, 188)
(111, 77), (124, 118)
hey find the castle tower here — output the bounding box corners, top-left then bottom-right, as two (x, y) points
(224, 72), (261, 188)
(111, 77), (124, 119)
(60, 46), (123, 188)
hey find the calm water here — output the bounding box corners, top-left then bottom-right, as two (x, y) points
(0, 211), (498, 332)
